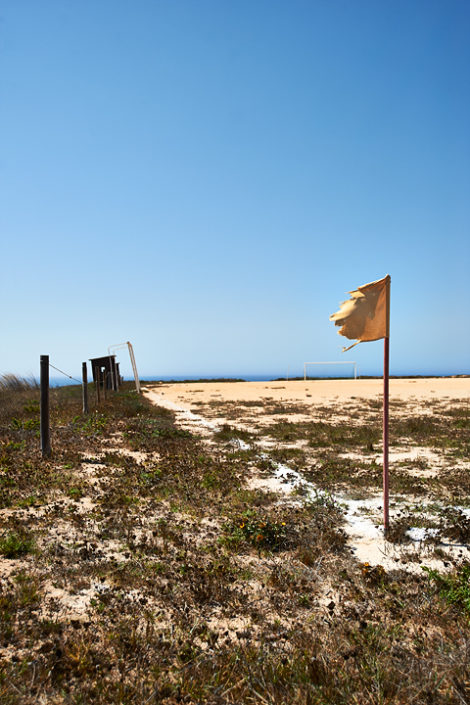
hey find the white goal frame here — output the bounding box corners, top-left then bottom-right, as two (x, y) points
(108, 341), (141, 393)
(303, 361), (357, 381)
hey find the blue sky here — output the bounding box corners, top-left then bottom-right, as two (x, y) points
(1, 0), (469, 380)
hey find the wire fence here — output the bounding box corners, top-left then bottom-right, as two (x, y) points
(39, 352), (139, 457)
(41, 356), (116, 456)
(49, 363), (82, 385)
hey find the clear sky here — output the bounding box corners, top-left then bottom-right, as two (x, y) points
(1, 0), (469, 380)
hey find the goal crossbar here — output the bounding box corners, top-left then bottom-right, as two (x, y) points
(303, 361), (357, 381)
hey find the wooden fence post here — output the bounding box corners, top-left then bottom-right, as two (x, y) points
(40, 355), (51, 457)
(113, 359), (119, 391)
(95, 367), (101, 404)
(82, 362), (89, 414)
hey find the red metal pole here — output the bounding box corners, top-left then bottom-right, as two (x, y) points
(383, 335), (390, 531)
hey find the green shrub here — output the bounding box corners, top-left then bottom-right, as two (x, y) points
(423, 563), (470, 616)
(226, 512), (288, 551)
(0, 531), (35, 558)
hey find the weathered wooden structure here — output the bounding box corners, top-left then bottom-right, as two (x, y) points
(89, 355), (120, 391)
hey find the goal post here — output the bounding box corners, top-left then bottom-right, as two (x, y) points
(303, 361), (358, 381)
(108, 341), (141, 393)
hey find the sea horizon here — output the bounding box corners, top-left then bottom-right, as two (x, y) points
(45, 371), (469, 387)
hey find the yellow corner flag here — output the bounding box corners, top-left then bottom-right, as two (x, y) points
(330, 275), (391, 351)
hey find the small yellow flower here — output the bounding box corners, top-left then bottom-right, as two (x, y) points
(239, 523), (245, 529)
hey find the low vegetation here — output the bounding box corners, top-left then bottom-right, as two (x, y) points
(204, 394), (469, 502)
(0, 379), (469, 703)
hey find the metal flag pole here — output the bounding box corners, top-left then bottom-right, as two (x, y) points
(383, 278), (391, 531)
(329, 273), (391, 530)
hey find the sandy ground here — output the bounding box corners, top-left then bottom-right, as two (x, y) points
(144, 377), (470, 573)
(153, 377), (470, 407)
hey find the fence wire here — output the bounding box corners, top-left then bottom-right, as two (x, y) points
(49, 363), (82, 385)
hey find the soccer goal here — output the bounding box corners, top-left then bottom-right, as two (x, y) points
(303, 361), (358, 381)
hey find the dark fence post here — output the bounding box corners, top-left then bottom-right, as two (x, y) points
(103, 371), (108, 400)
(95, 367), (101, 403)
(40, 355), (51, 457)
(112, 358), (119, 391)
(82, 362), (89, 414)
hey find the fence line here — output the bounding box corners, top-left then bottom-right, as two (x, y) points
(40, 351), (138, 457)
(49, 362), (82, 384)
(41, 358), (111, 457)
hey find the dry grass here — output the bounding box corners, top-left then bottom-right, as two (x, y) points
(0, 382), (469, 703)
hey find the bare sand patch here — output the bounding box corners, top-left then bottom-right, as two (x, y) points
(150, 377), (470, 407)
